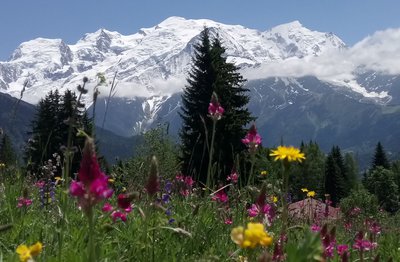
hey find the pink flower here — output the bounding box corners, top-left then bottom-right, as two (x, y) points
(35, 181), (45, 188)
(337, 244), (349, 256)
(224, 218), (233, 225)
(241, 123), (262, 152)
(211, 189), (228, 203)
(102, 203), (113, 212)
(208, 93), (224, 121)
(353, 231), (377, 251)
(247, 204), (259, 217)
(369, 221), (381, 235)
(180, 189), (190, 197)
(226, 168), (239, 184)
(17, 197), (32, 208)
(69, 138), (113, 213)
(111, 210), (127, 222)
(117, 194), (132, 210)
(184, 176), (194, 187)
(311, 224), (321, 232)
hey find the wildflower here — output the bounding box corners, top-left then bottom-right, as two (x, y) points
(231, 222), (273, 249)
(111, 210), (127, 222)
(211, 189), (228, 203)
(224, 218), (233, 225)
(16, 242), (42, 262)
(0, 162), (5, 168)
(69, 138), (113, 213)
(337, 244), (349, 256)
(184, 176), (194, 187)
(301, 188), (308, 193)
(117, 194), (132, 210)
(369, 221), (381, 235)
(353, 231), (377, 251)
(272, 196), (278, 203)
(311, 224), (321, 232)
(17, 197), (32, 208)
(226, 168), (239, 184)
(260, 170), (267, 176)
(269, 146), (305, 163)
(102, 203), (113, 212)
(208, 92), (224, 121)
(241, 124), (262, 152)
(145, 156), (160, 197)
(307, 191), (316, 198)
(108, 178), (115, 183)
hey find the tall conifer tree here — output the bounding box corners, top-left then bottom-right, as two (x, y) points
(372, 142), (390, 169)
(179, 28), (253, 183)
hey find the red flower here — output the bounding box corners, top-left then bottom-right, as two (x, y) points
(117, 194), (132, 210)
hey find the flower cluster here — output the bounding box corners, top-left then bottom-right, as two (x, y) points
(353, 231), (377, 251)
(16, 242), (42, 262)
(208, 92), (224, 121)
(241, 124), (262, 153)
(270, 146), (305, 163)
(175, 173), (194, 196)
(226, 168), (239, 184)
(70, 138), (113, 214)
(231, 222), (273, 249)
(103, 193), (133, 222)
(17, 197), (32, 208)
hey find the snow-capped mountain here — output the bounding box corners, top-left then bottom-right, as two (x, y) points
(0, 16), (346, 104)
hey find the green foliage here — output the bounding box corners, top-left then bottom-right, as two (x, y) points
(364, 166), (400, 213)
(340, 185), (379, 218)
(114, 125), (178, 191)
(179, 28), (253, 184)
(285, 230), (323, 262)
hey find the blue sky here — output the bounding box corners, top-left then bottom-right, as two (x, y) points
(1, 0), (399, 60)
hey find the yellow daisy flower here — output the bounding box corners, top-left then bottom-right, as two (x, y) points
(231, 222), (273, 249)
(307, 191), (316, 198)
(269, 146), (305, 163)
(16, 242), (42, 262)
(260, 170), (267, 176)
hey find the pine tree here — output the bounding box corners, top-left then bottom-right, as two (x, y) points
(0, 133), (17, 166)
(179, 28), (253, 183)
(372, 142), (390, 169)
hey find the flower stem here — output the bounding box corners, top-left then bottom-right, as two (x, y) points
(87, 207), (95, 262)
(281, 161), (290, 233)
(206, 120), (217, 189)
(247, 153), (256, 187)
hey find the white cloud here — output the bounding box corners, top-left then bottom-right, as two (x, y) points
(243, 27), (400, 80)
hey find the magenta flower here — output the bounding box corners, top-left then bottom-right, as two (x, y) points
(117, 194), (132, 210)
(353, 231), (377, 251)
(369, 221), (381, 235)
(69, 139), (113, 213)
(224, 218), (233, 225)
(184, 176), (194, 187)
(17, 197), (32, 208)
(102, 203), (113, 212)
(226, 168), (239, 184)
(241, 123), (262, 152)
(111, 210), (127, 222)
(211, 189), (228, 203)
(208, 92), (224, 121)
(337, 244), (349, 256)
(311, 224), (321, 232)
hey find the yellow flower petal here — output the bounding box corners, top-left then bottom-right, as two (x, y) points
(29, 242), (43, 257)
(301, 188), (309, 193)
(16, 244), (31, 262)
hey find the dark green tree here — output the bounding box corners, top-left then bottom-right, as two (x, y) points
(179, 28), (253, 183)
(290, 141), (325, 200)
(25, 89), (91, 177)
(371, 142), (390, 169)
(364, 166), (399, 213)
(324, 146), (347, 206)
(0, 133), (17, 166)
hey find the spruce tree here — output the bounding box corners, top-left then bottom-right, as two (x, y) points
(179, 28), (253, 183)
(372, 142), (390, 169)
(324, 146), (347, 206)
(0, 133), (17, 166)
